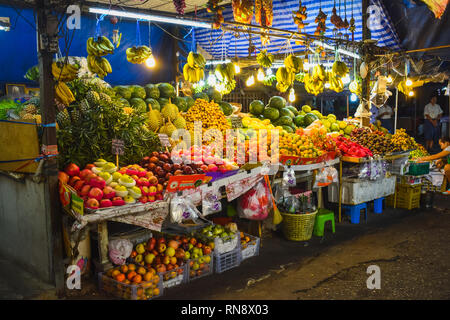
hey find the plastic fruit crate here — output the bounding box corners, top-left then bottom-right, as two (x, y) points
(407, 162), (430, 176)
(386, 183), (422, 210)
(187, 254), (214, 282)
(240, 233), (260, 261)
(158, 265), (187, 289)
(214, 244), (241, 274)
(98, 269), (163, 300)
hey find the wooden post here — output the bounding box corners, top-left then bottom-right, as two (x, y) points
(361, 0), (371, 127)
(394, 88), (398, 133)
(346, 94), (349, 118)
(338, 159), (343, 222)
(36, 0), (64, 294)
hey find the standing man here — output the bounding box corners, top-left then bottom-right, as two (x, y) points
(424, 95), (443, 152)
(377, 103), (394, 133)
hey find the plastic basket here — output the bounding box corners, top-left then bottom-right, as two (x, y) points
(280, 210), (317, 241)
(98, 270), (163, 300)
(240, 233), (260, 261)
(386, 183), (422, 210)
(186, 254), (214, 282)
(158, 265), (187, 289)
(214, 244), (241, 274)
(407, 162), (430, 176)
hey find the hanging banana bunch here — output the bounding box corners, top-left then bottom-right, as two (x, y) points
(349, 80), (362, 95)
(55, 82), (75, 106)
(328, 72), (344, 93)
(51, 60), (80, 82)
(86, 36), (114, 78)
(87, 55), (112, 79)
(126, 45), (152, 64)
(284, 54), (303, 74)
(276, 67), (294, 93)
(183, 51), (206, 83)
(256, 49), (274, 68)
(214, 63), (237, 94)
(331, 60), (349, 78)
(304, 73), (324, 96)
(312, 64), (326, 81)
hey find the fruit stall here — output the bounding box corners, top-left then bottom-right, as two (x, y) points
(1, 0), (446, 297)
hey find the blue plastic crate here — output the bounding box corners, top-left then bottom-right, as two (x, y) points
(214, 244), (241, 274)
(240, 233), (260, 261)
(187, 254), (214, 282)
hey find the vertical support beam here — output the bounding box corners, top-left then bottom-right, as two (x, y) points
(173, 26), (180, 87)
(361, 0), (371, 127)
(338, 159), (343, 223)
(36, 0), (64, 294)
(394, 88), (398, 133)
(346, 94), (349, 118)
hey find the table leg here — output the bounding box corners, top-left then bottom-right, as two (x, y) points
(338, 159), (343, 223)
(97, 221), (111, 271)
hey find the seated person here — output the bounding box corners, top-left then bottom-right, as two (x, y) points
(417, 137), (450, 193)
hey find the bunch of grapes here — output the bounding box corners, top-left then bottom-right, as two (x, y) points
(173, 0), (186, 15)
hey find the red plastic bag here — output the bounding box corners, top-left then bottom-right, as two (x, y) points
(238, 180), (272, 220)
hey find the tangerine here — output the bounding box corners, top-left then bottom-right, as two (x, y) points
(120, 265), (129, 273)
(137, 267), (146, 275)
(128, 264), (136, 271)
(143, 272), (153, 282)
(153, 288), (160, 296)
(115, 273), (126, 282)
(132, 274), (142, 284)
(127, 271), (137, 281)
(111, 269), (121, 278)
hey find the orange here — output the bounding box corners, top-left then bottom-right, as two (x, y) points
(153, 288), (160, 296)
(111, 269), (121, 278)
(127, 271), (137, 281)
(106, 269), (114, 277)
(124, 279), (131, 285)
(128, 264), (136, 272)
(120, 265), (129, 273)
(115, 273), (126, 282)
(132, 274), (142, 284)
(148, 268), (156, 276)
(137, 288), (144, 297)
(143, 272), (153, 282)
(137, 266), (146, 275)
(152, 275), (160, 284)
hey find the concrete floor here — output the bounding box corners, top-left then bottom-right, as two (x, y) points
(1, 195), (449, 300)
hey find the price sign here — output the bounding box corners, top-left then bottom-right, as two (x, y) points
(70, 191), (84, 216)
(112, 139), (124, 155)
(230, 116), (243, 129)
(158, 134), (171, 147)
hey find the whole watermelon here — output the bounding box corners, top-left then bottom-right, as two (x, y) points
(158, 98), (170, 108)
(249, 100), (265, 116)
(218, 101), (233, 116)
(130, 85), (146, 99)
(193, 92), (209, 102)
(294, 115), (305, 127)
(279, 108), (295, 119)
(263, 107), (280, 121)
(304, 113), (319, 126)
(276, 116), (293, 126)
(144, 84), (160, 99)
(183, 96), (195, 109)
(268, 96), (286, 110)
(157, 83), (176, 99)
(286, 106), (299, 116)
(145, 98), (160, 111)
(282, 125), (294, 133)
(114, 86), (132, 100)
(130, 98), (147, 112)
(119, 97), (130, 107)
(173, 97), (188, 112)
(207, 88), (222, 102)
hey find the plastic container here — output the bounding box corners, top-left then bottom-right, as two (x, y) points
(280, 210), (317, 241)
(407, 162), (430, 176)
(214, 244), (241, 274)
(240, 233), (260, 261)
(186, 254), (214, 282)
(327, 176), (396, 205)
(386, 183), (422, 210)
(158, 265), (187, 289)
(213, 235), (239, 255)
(98, 270), (163, 300)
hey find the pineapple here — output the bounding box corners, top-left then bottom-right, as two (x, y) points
(56, 109), (71, 128)
(79, 99), (90, 115)
(70, 109), (82, 124)
(22, 113), (35, 120)
(24, 104), (38, 115)
(99, 92), (112, 105)
(33, 114), (42, 124)
(86, 90), (100, 105)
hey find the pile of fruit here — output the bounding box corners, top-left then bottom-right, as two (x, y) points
(350, 128), (400, 155)
(185, 99), (231, 134)
(409, 145), (429, 160)
(105, 263), (161, 299)
(334, 136), (373, 158)
(196, 223), (238, 244)
(173, 145), (239, 171)
(280, 131), (326, 158)
(391, 128), (418, 151)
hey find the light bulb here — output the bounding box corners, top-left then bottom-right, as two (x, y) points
(266, 68), (273, 76)
(145, 54), (156, 68)
(246, 75), (255, 87)
(408, 90), (414, 97)
(405, 78), (413, 86)
(342, 75), (350, 84)
(215, 82), (225, 92)
(288, 88), (296, 102)
(303, 60), (310, 71)
(207, 73), (216, 86)
(257, 68), (265, 82)
(198, 80), (205, 87)
(386, 75), (393, 83)
(325, 82), (331, 89)
(350, 93), (357, 102)
(234, 63), (240, 74)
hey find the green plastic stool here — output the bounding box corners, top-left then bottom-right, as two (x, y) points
(313, 209), (335, 237)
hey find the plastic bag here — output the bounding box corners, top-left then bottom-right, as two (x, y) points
(313, 166), (338, 188)
(202, 189), (222, 216)
(282, 167), (296, 188)
(238, 180), (272, 220)
(170, 196), (201, 223)
(108, 239), (133, 265)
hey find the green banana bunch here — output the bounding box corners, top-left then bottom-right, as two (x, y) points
(126, 45), (152, 64)
(256, 49), (274, 68)
(284, 54), (303, 74)
(87, 54), (112, 79)
(214, 63), (236, 94)
(86, 36), (114, 57)
(276, 66), (294, 93)
(25, 65), (39, 81)
(332, 61), (349, 77)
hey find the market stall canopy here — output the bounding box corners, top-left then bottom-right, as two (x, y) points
(193, 0), (401, 59)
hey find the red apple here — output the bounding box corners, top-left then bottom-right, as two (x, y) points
(85, 164), (95, 170)
(139, 196), (148, 204)
(80, 185), (91, 197)
(102, 186), (115, 199)
(155, 194), (163, 201)
(79, 169), (92, 180)
(85, 198), (99, 209)
(162, 255), (170, 265)
(73, 180), (85, 192)
(155, 264), (166, 273)
(88, 187), (103, 201)
(111, 196), (125, 206)
(100, 199), (112, 208)
(64, 163), (80, 177)
(89, 176), (106, 189)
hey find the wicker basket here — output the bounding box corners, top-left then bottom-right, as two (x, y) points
(281, 210), (317, 241)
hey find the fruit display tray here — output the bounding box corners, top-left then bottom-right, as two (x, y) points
(213, 235), (239, 255)
(186, 254), (214, 282)
(98, 270), (163, 300)
(240, 233), (260, 261)
(158, 265), (187, 289)
(214, 244), (241, 274)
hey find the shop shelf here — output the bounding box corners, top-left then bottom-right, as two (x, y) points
(214, 244), (241, 274)
(186, 254), (214, 282)
(240, 233), (260, 261)
(98, 269), (163, 300)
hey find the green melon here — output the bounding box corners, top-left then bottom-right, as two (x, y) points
(173, 97), (188, 112)
(281, 125), (294, 133)
(218, 101), (233, 116)
(286, 106), (299, 116)
(114, 86), (132, 100)
(249, 100), (265, 116)
(144, 84), (160, 99)
(184, 96), (195, 109)
(145, 98), (160, 111)
(193, 92), (209, 102)
(294, 115), (305, 127)
(130, 85), (146, 99)
(263, 107), (280, 121)
(129, 98), (147, 113)
(277, 116), (293, 126)
(157, 83), (176, 99)
(279, 108), (295, 119)
(207, 88), (222, 102)
(304, 113), (319, 126)
(268, 96), (286, 110)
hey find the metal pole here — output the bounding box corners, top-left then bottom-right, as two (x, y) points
(321, 97), (323, 114)
(346, 94), (349, 118)
(36, 0), (64, 295)
(394, 88), (398, 133)
(361, 0), (371, 127)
